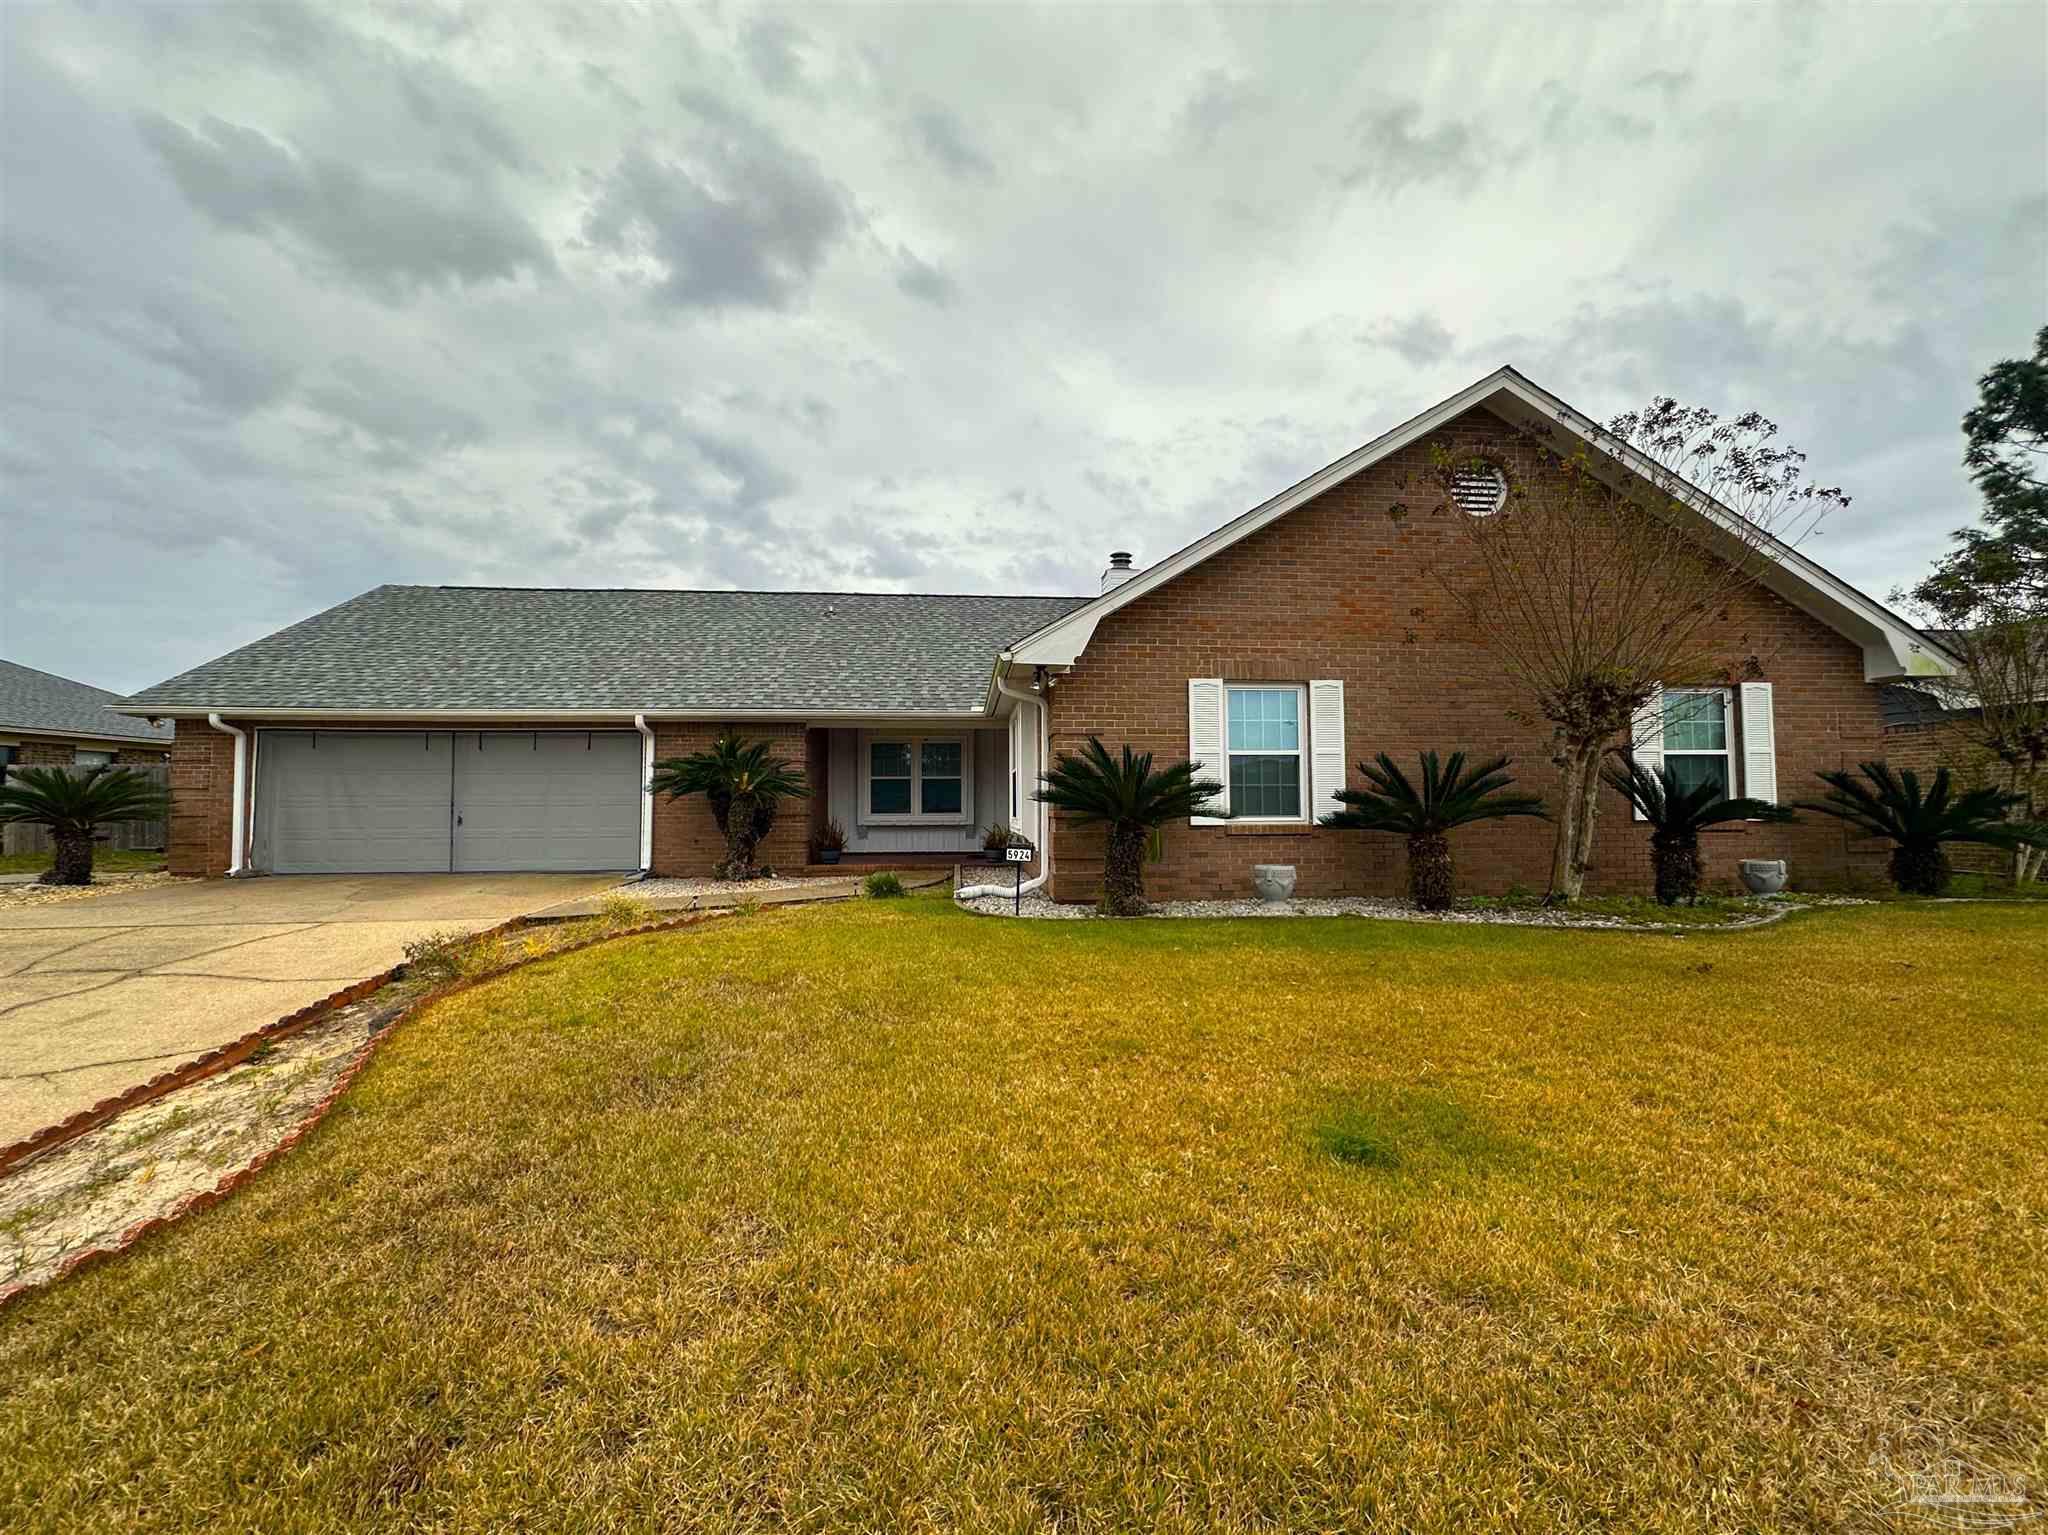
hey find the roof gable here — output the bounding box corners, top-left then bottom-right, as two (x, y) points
(1005, 366), (1954, 684)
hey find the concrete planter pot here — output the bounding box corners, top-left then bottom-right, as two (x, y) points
(1251, 864), (1297, 902)
(1739, 859), (1788, 895)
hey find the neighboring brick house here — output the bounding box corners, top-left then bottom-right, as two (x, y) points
(0, 659), (173, 769)
(118, 368), (1954, 897)
(1879, 646), (2038, 879)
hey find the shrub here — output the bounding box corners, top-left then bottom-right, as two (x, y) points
(1032, 739), (1222, 915)
(1321, 751), (1547, 911)
(1795, 761), (2038, 896)
(0, 766), (170, 886)
(1600, 759), (1794, 905)
(863, 871), (905, 899)
(649, 734), (809, 880)
(816, 817), (848, 855)
(596, 892), (653, 929)
(400, 930), (469, 984)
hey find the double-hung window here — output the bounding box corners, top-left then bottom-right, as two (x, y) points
(1661, 689), (1732, 799)
(863, 734), (972, 823)
(1226, 685), (1306, 820)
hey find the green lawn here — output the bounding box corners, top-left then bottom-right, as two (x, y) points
(4, 895), (2043, 1532)
(0, 847), (165, 875)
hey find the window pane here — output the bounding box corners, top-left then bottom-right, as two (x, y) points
(921, 741), (961, 778)
(1666, 754), (1730, 800)
(1663, 691), (1727, 751)
(870, 742), (912, 777)
(871, 778), (912, 814)
(1230, 754), (1301, 818)
(922, 777), (962, 814)
(1228, 688), (1299, 751)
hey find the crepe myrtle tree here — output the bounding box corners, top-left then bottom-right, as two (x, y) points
(649, 733), (808, 880)
(1795, 762), (2040, 897)
(0, 765), (170, 886)
(1320, 751), (1547, 911)
(1427, 398), (1848, 904)
(1033, 738), (1222, 915)
(1601, 758), (1796, 905)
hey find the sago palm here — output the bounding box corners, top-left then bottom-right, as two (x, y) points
(649, 734), (808, 879)
(1601, 759), (1796, 905)
(1795, 762), (2036, 896)
(1321, 751), (1547, 911)
(1033, 738), (1222, 915)
(0, 766), (170, 886)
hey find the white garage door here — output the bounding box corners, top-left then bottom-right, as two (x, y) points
(255, 730), (640, 874)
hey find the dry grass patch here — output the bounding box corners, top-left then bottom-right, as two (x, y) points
(1, 895), (2042, 1532)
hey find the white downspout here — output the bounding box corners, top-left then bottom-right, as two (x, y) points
(633, 714), (655, 875)
(206, 713), (249, 877)
(957, 673), (1052, 901)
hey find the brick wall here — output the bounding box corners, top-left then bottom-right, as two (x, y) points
(1883, 715), (2012, 878)
(648, 723), (813, 876)
(4, 738), (164, 767)
(1045, 405), (1890, 903)
(167, 726), (241, 877)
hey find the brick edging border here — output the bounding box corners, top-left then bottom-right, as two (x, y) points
(0, 908), (734, 1309)
(0, 911), (542, 1180)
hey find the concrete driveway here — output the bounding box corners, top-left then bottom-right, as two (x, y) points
(0, 873), (624, 1146)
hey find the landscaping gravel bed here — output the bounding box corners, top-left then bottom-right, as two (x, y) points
(958, 891), (1874, 929)
(626, 874), (855, 898)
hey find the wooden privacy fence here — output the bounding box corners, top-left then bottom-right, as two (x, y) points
(1, 764), (170, 856)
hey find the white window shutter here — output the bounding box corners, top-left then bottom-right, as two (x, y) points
(1629, 685), (1664, 822)
(1309, 679), (1346, 824)
(1739, 681), (1777, 803)
(1188, 678), (1228, 823)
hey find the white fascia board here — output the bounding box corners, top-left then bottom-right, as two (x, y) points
(1007, 363), (1954, 683)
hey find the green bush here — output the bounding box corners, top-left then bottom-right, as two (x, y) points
(400, 930), (468, 983)
(863, 871), (905, 899)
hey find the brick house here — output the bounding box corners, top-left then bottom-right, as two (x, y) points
(119, 368), (1953, 897)
(0, 659), (173, 769)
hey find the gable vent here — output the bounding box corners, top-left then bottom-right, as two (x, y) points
(1449, 463), (1508, 517)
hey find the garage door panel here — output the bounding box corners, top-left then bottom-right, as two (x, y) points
(260, 732), (452, 874)
(451, 732), (640, 872)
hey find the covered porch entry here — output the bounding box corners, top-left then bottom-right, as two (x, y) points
(802, 711), (1041, 866)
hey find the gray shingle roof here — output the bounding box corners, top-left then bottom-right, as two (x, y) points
(1, 660), (175, 744)
(120, 586), (1092, 716)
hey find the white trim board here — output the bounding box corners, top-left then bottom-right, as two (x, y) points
(1002, 365), (1955, 684)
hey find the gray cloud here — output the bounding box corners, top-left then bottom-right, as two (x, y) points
(1363, 314), (1456, 368)
(0, 0), (2040, 695)
(1342, 102), (1496, 192)
(303, 358), (489, 468)
(1631, 69), (1693, 101)
(137, 113), (556, 299)
(742, 17), (810, 94)
(583, 95), (850, 309)
(1177, 70), (1264, 152)
(908, 106), (995, 182)
(895, 249), (959, 306)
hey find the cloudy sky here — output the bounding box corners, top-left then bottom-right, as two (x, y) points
(2, 1), (2042, 694)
